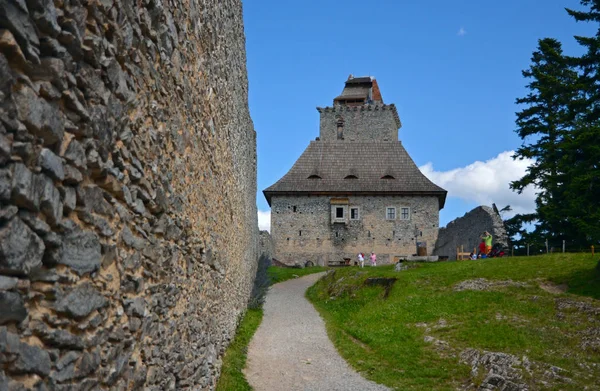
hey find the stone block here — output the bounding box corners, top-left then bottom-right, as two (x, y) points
(2, 329), (51, 376)
(38, 174), (63, 226)
(10, 163), (39, 211)
(76, 185), (113, 216)
(0, 205), (18, 223)
(0, 169), (10, 201)
(59, 222), (101, 275)
(0, 132), (11, 166)
(0, 291), (27, 324)
(0, 276), (18, 291)
(60, 185), (76, 214)
(63, 164), (82, 185)
(0, 217), (45, 275)
(39, 148), (65, 180)
(13, 86), (63, 146)
(0, 1), (41, 63)
(55, 282), (107, 319)
(63, 139), (86, 169)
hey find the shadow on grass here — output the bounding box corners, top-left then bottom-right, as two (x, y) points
(556, 260), (600, 299)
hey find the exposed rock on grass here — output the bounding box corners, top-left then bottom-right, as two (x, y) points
(453, 278), (530, 292)
(539, 281), (568, 294)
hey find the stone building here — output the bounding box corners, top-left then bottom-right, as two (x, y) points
(264, 76), (447, 266)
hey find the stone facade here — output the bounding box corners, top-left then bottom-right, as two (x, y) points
(0, 0), (258, 390)
(317, 104), (401, 142)
(271, 195), (439, 266)
(265, 76), (446, 267)
(434, 206), (508, 259)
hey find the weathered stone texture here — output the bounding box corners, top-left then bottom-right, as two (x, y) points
(0, 0), (258, 389)
(318, 105), (400, 141)
(271, 195), (439, 266)
(433, 205), (508, 259)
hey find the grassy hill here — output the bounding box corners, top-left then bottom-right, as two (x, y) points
(307, 254), (600, 390)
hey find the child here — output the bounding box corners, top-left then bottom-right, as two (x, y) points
(370, 252), (377, 266)
(357, 252), (364, 268)
(478, 240), (486, 257)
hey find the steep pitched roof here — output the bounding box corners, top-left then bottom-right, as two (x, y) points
(263, 141), (447, 208)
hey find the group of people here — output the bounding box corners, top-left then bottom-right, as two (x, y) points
(357, 252), (377, 268)
(469, 231), (493, 260)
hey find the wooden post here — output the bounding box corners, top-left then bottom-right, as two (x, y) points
(527, 243), (530, 256)
(562, 240), (565, 253)
(592, 245), (595, 257)
(545, 239), (549, 254)
(511, 246), (514, 257)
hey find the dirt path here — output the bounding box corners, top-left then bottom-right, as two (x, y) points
(244, 272), (390, 391)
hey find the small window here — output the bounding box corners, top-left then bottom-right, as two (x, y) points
(344, 175), (358, 179)
(336, 207), (344, 219)
(293, 206), (297, 212)
(400, 207), (410, 220)
(386, 207), (396, 220)
(350, 207), (359, 220)
(381, 175), (395, 179)
(308, 174), (321, 179)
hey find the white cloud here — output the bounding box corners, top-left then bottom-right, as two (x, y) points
(258, 209), (271, 232)
(419, 151), (537, 217)
(457, 27), (467, 36)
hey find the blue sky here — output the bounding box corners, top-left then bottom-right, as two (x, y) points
(243, 0), (596, 231)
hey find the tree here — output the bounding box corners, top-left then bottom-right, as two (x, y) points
(511, 0), (600, 246)
(564, 1), (600, 244)
(511, 38), (580, 243)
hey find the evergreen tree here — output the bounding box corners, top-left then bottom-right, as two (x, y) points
(565, 0), (600, 243)
(511, 38), (579, 243)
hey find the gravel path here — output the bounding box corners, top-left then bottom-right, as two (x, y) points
(244, 272), (390, 391)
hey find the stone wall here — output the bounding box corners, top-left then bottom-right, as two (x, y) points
(0, 0), (258, 389)
(433, 206), (508, 259)
(271, 195), (439, 266)
(259, 230), (273, 262)
(317, 105), (400, 141)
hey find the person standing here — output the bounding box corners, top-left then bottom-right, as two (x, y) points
(370, 252), (377, 267)
(481, 231), (493, 255)
(357, 252), (364, 268)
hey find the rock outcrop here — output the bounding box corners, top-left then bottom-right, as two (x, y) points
(434, 206), (508, 259)
(0, 0), (258, 389)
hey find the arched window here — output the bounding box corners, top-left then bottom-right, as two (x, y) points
(344, 174), (358, 179)
(308, 174), (322, 179)
(381, 174), (395, 179)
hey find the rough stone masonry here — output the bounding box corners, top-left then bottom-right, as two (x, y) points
(0, 0), (258, 389)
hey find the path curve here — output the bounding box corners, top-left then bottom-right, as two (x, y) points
(244, 273), (390, 391)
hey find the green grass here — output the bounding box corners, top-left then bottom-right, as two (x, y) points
(307, 253), (600, 390)
(267, 265), (329, 285)
(216, 265), (327, 390)
(216, 308), (263, 391)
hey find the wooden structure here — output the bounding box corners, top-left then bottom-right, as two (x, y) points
(456, 245), (476, 261)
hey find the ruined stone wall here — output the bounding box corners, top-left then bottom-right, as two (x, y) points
(317, 105), (400, 141)
(271, 195), (439, 266)
(433, 206), (508, 260)
(0, 0), (258, 389)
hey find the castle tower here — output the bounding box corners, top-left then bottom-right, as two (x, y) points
(318, 75), (401, 142)
(263, 76), (446, 266)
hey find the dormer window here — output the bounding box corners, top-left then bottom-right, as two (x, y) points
(344, 175), (358, 179)
(381, 175), (395, 179)
(308, 174), (322, 179)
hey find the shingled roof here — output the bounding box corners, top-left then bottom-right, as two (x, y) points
(263, 141), (447, 208)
